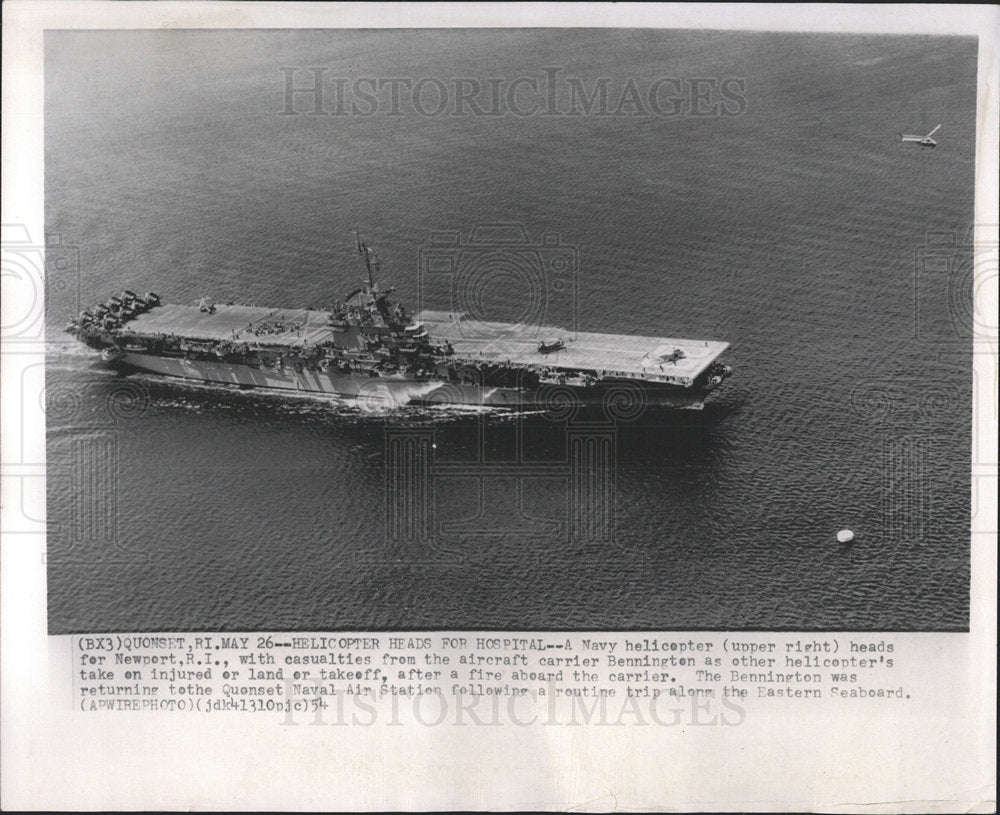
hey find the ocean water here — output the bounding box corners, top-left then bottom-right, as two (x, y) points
(44, 30), (976, 632)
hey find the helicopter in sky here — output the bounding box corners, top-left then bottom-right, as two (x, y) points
(899, 124), (942, 148)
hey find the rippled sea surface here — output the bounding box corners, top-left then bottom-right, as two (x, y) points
(44, 30), (975, 632)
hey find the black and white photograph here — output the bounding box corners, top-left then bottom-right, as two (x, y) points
(2, 4), (996, 812)
(40, 26), (979, 633)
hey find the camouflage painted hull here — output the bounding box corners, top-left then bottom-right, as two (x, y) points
(115, 351), (714, 410)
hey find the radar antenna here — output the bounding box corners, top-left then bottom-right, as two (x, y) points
(355, 227), (378, 291)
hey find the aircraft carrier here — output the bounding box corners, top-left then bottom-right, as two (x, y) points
(64, 238), (732, 410)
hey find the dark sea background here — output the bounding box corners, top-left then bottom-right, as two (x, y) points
(45, 30), (976, 633)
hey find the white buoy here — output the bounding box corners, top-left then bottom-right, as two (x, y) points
(837, 529), (855, 543)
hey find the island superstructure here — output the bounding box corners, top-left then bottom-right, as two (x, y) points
(65, 238), (732, 409)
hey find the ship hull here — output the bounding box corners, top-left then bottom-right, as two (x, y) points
(117, 351), (712, 410)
